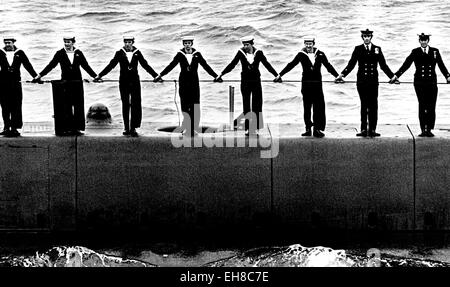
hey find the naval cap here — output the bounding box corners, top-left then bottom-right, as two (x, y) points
(3, 36), (16, 42)
(418, 33), (431, 40)
(303, 36), (315, 43)
(123, 35), (135, 41)
(241, 36), (254, 44)
(63, 36), (76, 42)
(360, 29), (373, 35)
(182, 35), (194, 42)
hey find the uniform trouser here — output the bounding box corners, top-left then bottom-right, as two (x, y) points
(66, 82), (86, 131)
(414, 83), (438, 131)
(51, 80), (85, 133)
(301, 82), (326, 131)
(179, 97), (200, 134)
(0, 81), (23, 130)
(241, 79), (264, 131)
(356, 82), (379, 131)
(119, 80), (142, 131)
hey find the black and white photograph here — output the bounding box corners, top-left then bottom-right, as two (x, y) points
(1, 0), (450, 280)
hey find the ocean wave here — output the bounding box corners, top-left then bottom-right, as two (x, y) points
(79, 11), (127, 18)
(266, 96), (299, 105)
(262, 11), (302, 21)
(143, 8), (185, 17)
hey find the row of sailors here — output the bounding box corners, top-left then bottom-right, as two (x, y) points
(0, 29), (449, 138)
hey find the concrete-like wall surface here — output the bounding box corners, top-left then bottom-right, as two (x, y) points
(76, 127), (271, 230)
(413, 125), (450, 230)
(270, 124), (414, 230)
(0, 136), (76, 230)
(0, 122), (448, 231)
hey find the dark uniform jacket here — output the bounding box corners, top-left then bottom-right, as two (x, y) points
(160, 48), (217, 103)
(341, 44), (393, 83)
(160, 48), (218, 81)
(39, 48), (97, 80)
(394, 46), (450, 84)
(98, 47), (158, 81)
(221, 48), (278, 80)
(279, 47), (338, 80)
(0, 48), (37, 81)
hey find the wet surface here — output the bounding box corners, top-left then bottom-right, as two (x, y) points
(2, 244), (450, 267)
(1, 230), (450, 267)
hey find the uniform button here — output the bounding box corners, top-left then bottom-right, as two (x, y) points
(365, 73), (367, 75)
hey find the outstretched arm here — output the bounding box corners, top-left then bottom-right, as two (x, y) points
(79, 51), (97, 78)
(20, 51), (38, 78)
(340, 47), (358, 77)
(198, 52), (218, 78)
(138, 51), (158, 78)
(159, 53), (181, 77)
(259, 51), (278, 77)
(220, 51), (241, 77)
(394, 50), (414, 78)
(38, 51), (60, 77)
(435, 49), (450, 81)
(378, 47), (394, 79)
(279, 52), (301, 77)
(321, 53), (339, 77)
(97, 51), (120, 78)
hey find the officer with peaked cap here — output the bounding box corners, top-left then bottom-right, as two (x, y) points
(274, 36), (339, 138)
(154, 35), (219, 136)
(33, 35), (98, 136)
(390, 33), (450, 137)
(94, 36), (159, 137)
(216, 36), (279, 135)
(335, 29), (394, 137)
(0, 36), (38, 137)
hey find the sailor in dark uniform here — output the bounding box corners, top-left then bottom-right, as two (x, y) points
(215, 36), (279, 135)
(335, 29), (394, 137)
(274, 37), (339, 138)
(154, 36), (219, 136)
(33, 36), (98, 136)
(0, 36), (38, 137)
(390, 33), (450, 137)
(94, 36), (159, 137)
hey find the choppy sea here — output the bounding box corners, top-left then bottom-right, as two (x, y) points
(2, 0), (450, 126)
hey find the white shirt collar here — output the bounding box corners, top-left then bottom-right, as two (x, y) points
(5, 50), (15, 66)
(239, 48), (258, 64)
